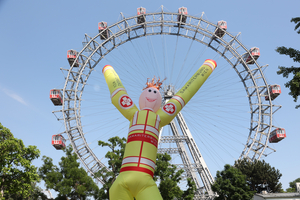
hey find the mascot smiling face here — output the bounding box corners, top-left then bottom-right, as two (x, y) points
(139, 87), (162, 112)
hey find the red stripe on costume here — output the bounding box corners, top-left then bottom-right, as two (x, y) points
(174, 95), (185, 107)
(138, 110), (149, 167)
(127, 133), (158, 148)
(205, 59), (217, 67)
(130, 123), (158, 130)
(120, 166), (154, 177)
(111, 88), (123, 98)
(102, 65), (112, 73)
(173, 98), (183, 108)
(155, 114), (160, 130)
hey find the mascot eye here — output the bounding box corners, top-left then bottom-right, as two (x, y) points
(148, 89), (152, 92)
(154, 90), (157, 94)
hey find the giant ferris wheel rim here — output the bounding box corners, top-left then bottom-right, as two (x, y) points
(59, 6), (279, 184)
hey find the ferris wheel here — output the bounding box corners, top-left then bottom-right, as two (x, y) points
(51, 6), (284, 199)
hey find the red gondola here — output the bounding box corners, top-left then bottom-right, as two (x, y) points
(177, 7), (188, 23)
(137, 7), (146, 24)
(67, 49), (79, 67)
(50, 89), (62, 106)
(265, 84), (281, 101)
(215, 20), (227, 38)
(52, 134), (66, 150)
(98, 22), (110, 40)
(269, 128), (286, 143)
(243, 47), (260, 64)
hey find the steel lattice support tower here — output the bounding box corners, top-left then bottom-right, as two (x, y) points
(158, 86), (215, 200)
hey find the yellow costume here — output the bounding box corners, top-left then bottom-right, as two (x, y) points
(102, 59), (217, 200)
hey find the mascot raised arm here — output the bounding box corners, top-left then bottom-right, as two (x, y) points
(102, 59), (217, 200)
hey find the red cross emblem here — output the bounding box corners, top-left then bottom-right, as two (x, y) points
(119, 95), (133, 109)
(162, 103), (176, 115)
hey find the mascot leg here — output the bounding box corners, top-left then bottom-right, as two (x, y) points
(109, 173), (134, 200)
(135, 177), (163, 200)
(109, 171), (163, 200)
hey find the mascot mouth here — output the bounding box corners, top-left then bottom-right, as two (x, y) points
(146, 97), (156, 102)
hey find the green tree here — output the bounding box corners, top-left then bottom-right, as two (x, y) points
(286, 177), (300, 192)
(27, 182), (48, 200)
(4, 182), (48, 200)
(154, 153), (196, 200)
(181, 178), (197, 200)
(39, 145), (99, 200)
(0, 123), (41, 199)
(211, 164), (255, 200)
(276, 17), (300, 108)
(95, 136), (126, 199)
(234, 159), (282, 193)
(95, 136), (196, 200)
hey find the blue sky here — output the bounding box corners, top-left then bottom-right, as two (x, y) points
(0, 0), (299, 195)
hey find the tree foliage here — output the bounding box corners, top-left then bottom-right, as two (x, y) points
(234, 158), (282, 193)
(95, 136), (196, 200)
(276, 17), (300, 108)
(182, 178), (197, 200)
(211, 164), (255, 200)
(154, 153), (196, 200)
(286, 177), (300, 192)
(0, 123), (41, 199)
(95, 136), (126, 199)
(4, 182), (48, 200)
(39, 145), (99, 200)
(291, 17), (300, 34)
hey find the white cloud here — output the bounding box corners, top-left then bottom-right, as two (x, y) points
(0, 86), (28, 106)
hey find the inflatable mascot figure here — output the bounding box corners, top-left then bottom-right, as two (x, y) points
(103, 59), (217, 200)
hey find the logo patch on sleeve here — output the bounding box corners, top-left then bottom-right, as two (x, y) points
(119, 94), (134, 109)
(162, 102), (176, 115)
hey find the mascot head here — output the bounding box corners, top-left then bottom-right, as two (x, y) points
(139, 77), (165, 112)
